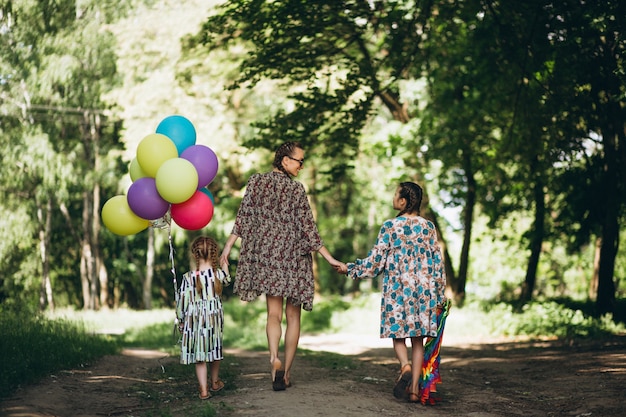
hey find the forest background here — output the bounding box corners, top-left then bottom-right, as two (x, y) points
(0, 0), (625, 327)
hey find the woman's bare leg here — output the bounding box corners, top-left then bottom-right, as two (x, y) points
(283, 300), (302, 385)
(266, 295), (284, 379)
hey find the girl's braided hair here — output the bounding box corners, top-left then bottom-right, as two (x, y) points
(190, 236), (220, 295)
(397, 182), (423, 217)
(272, 141), (303, 176)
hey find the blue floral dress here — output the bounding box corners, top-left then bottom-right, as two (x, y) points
(347, 216), (446, 339)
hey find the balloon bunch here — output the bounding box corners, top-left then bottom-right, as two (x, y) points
(102, 115), (218, 236)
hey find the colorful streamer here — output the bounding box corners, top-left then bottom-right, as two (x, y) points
(419, 299), (451, 405)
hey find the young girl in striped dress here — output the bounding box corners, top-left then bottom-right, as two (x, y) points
(177, 236), (231, 399)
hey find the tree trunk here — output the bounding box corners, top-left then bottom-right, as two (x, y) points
(520, 162), (545, 303)
(591, 31), (623, 316)
(589, 236), (601, 300)
(37, 197), (54, 311)
(596, 206), (618, 316)
(91, 113), (108, 309)
(456, 150), (476, 304)
(307, 164), (321, 294)
(595, 131), (619, 316)
(80, 191), (94, 310)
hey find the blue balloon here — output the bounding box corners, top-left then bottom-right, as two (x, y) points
(199, 187), (215, 204)
(156, 115), (196, 155)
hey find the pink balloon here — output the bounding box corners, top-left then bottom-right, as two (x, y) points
(127, 177), (170, 220)
(180, 145), (219, 189)
(170, 191), (214, 230)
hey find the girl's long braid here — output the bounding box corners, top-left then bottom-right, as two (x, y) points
(397, 181), (423, 217)
(190, 236), (220, 295)
(272, 141), (303, 177)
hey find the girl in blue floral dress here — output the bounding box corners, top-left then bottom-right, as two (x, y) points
(342, 182), (447, 403)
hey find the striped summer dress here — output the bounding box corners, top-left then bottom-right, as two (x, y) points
(176, 268), (231, 364)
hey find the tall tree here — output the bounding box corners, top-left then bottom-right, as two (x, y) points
(194, 0), (624, 312)
(192, 0), (464, 295)
(0, 0), (124, 310)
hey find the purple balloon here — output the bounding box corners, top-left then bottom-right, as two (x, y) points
(127, 177), (170, 220)
(180, 145), (219, 189)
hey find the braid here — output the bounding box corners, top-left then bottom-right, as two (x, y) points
(397, 182), (423, 217)
(190, 236), (220, 295)
(272, 141), (303, 176)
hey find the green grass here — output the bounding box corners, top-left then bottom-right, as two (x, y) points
(0, 309), (118, 399)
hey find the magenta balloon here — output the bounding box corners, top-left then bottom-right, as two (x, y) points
(171, 191), (214, 230)
(127, 177), (170, 220)
(180, 145), (219, 189)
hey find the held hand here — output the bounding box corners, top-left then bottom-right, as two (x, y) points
(333, 262), (348, 274)
(219, 250), (230, 268)
(328, 257), (343, 270)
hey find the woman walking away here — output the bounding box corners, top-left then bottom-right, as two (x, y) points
(220, 141), (343, 391)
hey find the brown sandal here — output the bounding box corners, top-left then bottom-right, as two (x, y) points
(408, 391), (420, 403)
(393, 364), (412, 399)
(210, 379), (225, 392)
(198, 386), (211, 400)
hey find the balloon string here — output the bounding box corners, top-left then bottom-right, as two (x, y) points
(167, 213), (177, 304)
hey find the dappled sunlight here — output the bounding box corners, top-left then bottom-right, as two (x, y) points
(121, 348), (170, 359)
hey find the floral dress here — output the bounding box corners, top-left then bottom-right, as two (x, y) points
(231, 171), (323, 311)
(176, 268), (231, 364)
(347, 216), (446, 339)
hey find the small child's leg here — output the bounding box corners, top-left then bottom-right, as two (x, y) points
(209, 360), (224, 391)
(196, 362), (210, 399)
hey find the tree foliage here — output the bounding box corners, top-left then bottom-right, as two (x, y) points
(193, 0), (625, 315)
(0, 0), (623, 320)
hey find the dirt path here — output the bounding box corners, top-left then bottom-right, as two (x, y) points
(2, 335), (625, 417)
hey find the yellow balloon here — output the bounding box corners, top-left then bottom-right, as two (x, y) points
(129, 157), (149, 182)
(155, 158), (199, 204)
(136, 133), (178, 177)
(101, 195), (150, 236)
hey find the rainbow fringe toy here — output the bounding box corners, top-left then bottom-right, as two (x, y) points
(419, 299), (451, 405)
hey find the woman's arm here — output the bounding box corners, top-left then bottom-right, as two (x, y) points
(220, 233), (239, 270)
(317, 245), (343, 270)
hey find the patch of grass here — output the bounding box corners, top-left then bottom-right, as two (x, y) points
(301, 297), (351, 333)
(122, 321), (181, 355)
(0, 308), (118, 399)
(222, 298), (267, 351)
(483, 300), (626, 339)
